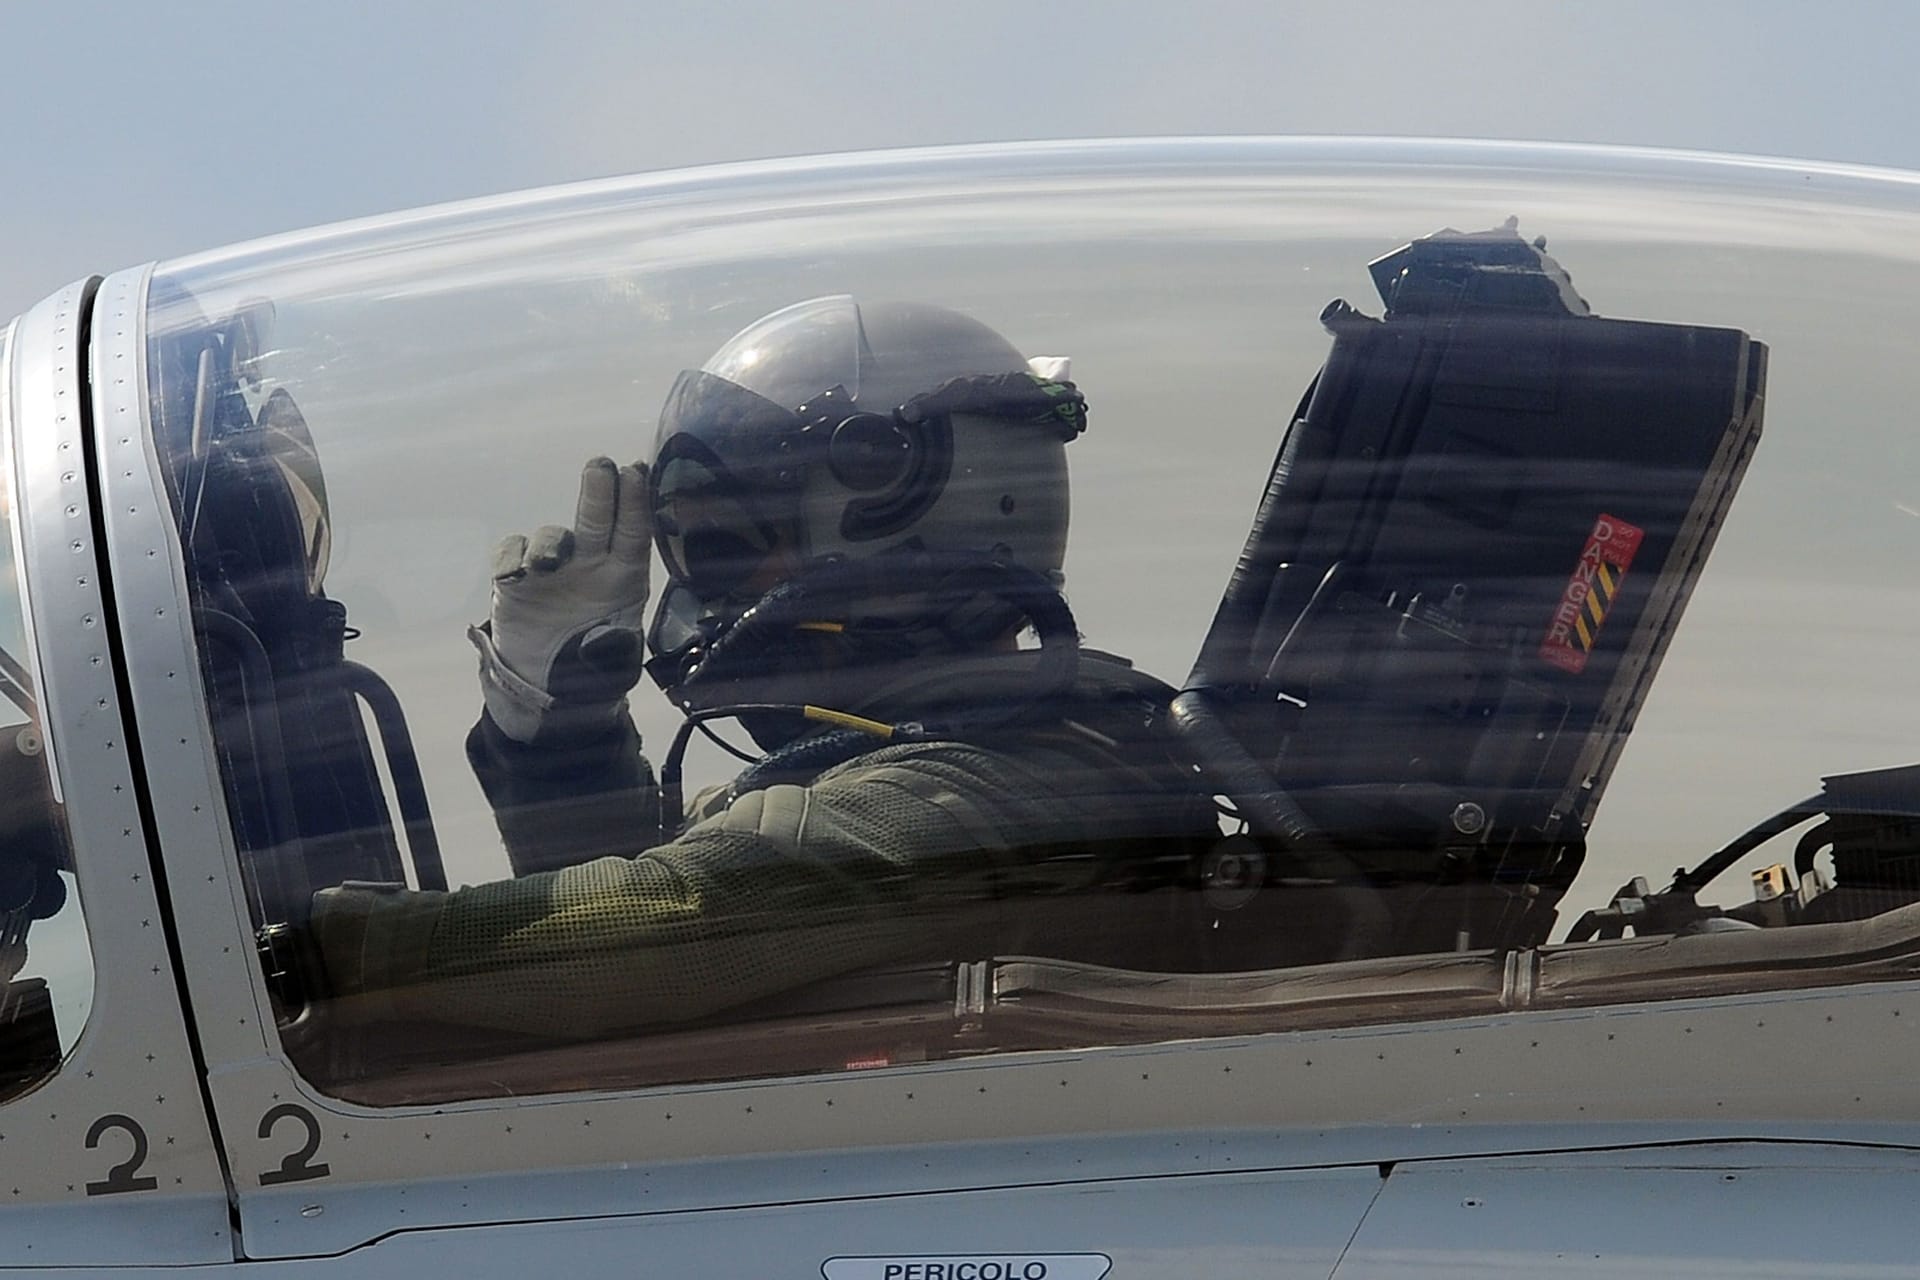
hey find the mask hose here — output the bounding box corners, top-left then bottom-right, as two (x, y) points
(658, 555), (1079, 834)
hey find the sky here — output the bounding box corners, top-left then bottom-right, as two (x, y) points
(6, 0), (1920, 319)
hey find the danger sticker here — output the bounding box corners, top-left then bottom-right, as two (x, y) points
(1539, 514), (1645, 675)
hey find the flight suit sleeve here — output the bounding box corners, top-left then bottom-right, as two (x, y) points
(464, 710), (668, 876)
(312, 737), (1158, 1038)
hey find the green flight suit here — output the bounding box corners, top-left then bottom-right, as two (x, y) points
(311, 653), (1217, 1038)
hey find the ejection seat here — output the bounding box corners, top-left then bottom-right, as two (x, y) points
(1170, 222), (1767, 960)
(146, 287), (444, 994)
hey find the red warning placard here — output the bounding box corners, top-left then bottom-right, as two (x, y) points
(1539, 513), (1645, 675)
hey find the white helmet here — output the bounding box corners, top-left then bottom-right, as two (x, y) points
(646, 296), (1086, 697)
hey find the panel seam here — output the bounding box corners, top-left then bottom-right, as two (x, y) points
(79, 274), (246, 1259)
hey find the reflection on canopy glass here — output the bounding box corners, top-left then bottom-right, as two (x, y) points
(142, 141), (1920, 1103)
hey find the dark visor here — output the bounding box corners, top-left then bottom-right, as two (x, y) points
(652, 370), (816, 601)
(655, 369), (813, 490)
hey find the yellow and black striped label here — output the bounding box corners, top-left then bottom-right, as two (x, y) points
(1540, 514), (1645, 675)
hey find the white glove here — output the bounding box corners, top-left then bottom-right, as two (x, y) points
(469, 457), (651, 744)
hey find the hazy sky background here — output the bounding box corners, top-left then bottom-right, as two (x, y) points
(6, 0), (1920, 318)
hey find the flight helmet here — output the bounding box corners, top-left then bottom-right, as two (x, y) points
(646, 296), (1087, 700)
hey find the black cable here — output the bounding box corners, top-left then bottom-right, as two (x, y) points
(1794, 818), (1839, 881)
(657, 553), (1082, 836)
(658, 703), (840, 837)
(696, 717), (760, 764)
(1672, 799), (1824, 894)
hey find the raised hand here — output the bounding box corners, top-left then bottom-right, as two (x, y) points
(469, 458), (652, 744)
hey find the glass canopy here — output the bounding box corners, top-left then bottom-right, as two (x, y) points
(137, 139), (1920, 1100)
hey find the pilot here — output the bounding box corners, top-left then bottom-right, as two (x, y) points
(310, 298), (1220, 1039)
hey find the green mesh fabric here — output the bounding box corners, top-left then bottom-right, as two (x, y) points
(315, 734), (1206, 1038)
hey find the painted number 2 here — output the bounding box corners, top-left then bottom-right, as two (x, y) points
(84, 1114), (159, 1195)
(258, 1103), (332, 1186)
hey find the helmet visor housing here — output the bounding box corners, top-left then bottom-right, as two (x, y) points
(650, 370), (807, 602)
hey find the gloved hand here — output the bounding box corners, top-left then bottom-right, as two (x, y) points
(469, 457), (651, 744)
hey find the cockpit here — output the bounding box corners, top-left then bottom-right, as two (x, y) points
(7, 140), (1920, 1112)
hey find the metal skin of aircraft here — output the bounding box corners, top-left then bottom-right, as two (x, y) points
(4, 138), (1920, 1279)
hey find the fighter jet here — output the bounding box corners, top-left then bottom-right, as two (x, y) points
(4, 138), (1920, 1277)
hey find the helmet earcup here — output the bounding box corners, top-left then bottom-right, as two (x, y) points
(826, 412), (912, 492)
(836, 410), (953, 543)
